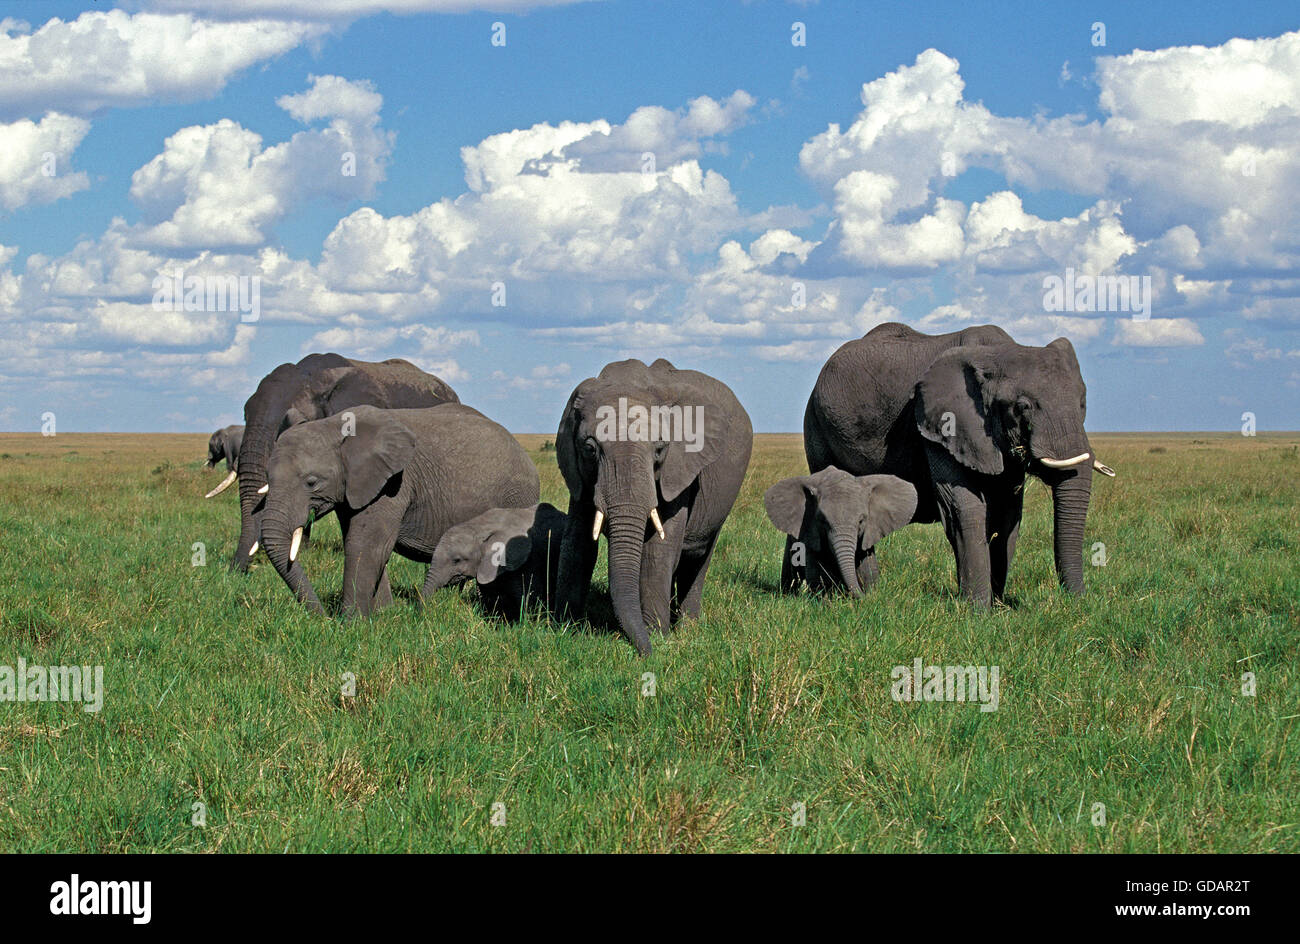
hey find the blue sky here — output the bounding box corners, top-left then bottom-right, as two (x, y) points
(2, 0), (1298, 432)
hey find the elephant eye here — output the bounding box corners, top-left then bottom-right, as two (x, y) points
(306, 476), (319, 489)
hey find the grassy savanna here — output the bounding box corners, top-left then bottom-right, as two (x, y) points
(0, 430), (1296, 852)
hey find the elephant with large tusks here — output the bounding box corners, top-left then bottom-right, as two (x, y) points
(203, 424), (245, 498)
(228, 353), (459, 571)
(554, 358), (753, 656)
(804, 323), (1115, 607)
(259, 403), (539, 617)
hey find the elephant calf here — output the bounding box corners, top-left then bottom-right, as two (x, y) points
(422, 503), (567, 621)
(260, 403), (539, 617)
(764, 467), (917, 595)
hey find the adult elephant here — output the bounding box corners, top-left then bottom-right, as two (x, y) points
(230, 353), (459, 571)
(203, 424), (244, 498)
(555, 359), (752, 656)
(259, 404), (539, 616)
(804, 323), (1114, 607)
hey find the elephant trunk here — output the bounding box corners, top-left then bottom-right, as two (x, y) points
(261, 504), (324, 613)
(232, 431), (273, 571)
(832, 531), (863, 597)
(605, 506), (651, 656)
(1050, 467), (1092, 595)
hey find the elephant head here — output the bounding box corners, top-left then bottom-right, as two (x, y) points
(915, 337), (1114, 594)
(259, 405), (416, 612)
(232, 354), (457, 571)
(764, 468), (917, 595)
(203, 424), (245, 497)
(556, 359), (741, 655)
(426, 507), (538, 590)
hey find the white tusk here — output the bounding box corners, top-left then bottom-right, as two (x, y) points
(205, 469), (237, 498)
(257, 483), (269, 495)
(1093, 459), (1116, 477)
(649, 508), (665, 541)
(248, 541), (259, 557)
(591, 509), (604, 541)
(1040, 452), (1091, 469)
(289, 527), (303, 563)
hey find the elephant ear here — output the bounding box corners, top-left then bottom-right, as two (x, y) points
(857, 475), (918, 551)
(658, 433), (720, 502)
(763, 477), (809, 537)
(555, 387), (588, 499)
(1048, 337), (1086, 418)
(656, 399), (728, 503)
(763, 477), (823, 551)
(915, 353), (1006, 476)
(477, 532), (532, 585)
(340, 407), (417, 509)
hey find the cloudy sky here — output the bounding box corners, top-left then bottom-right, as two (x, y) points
(2, 0), (1298, 432)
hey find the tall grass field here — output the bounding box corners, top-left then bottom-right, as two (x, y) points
(0, 431), (1296, 852)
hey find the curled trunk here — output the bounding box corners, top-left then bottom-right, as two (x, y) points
(1050, 468), (1092, 595)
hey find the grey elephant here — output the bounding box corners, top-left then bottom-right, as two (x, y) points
(804, 323), (1115, 607)
(422, 503), (568, 621)
(230, 353), (459, 572)
(259, 403), (539, 617)
(554, 358), (753, 655)
(203, 424), (245, 498)
(764, 467), (917, 595)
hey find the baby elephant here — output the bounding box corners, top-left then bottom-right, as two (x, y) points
(764, 467), (917, 596)
(423, 503), (567, 621)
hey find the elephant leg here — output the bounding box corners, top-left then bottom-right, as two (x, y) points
(500, 580), (525, 623)
(641, 507), (690, 635)
(779, 534), (803, 593)
(479, 584), (503, 619)
(927, 446), (993, 606)
(988, 486), (1024, 601)
(673, 532), (718, 624)
(856, 549), (881, 591)
(934, 486), (992, 607)
(555, 501), (599, 621)
(373, 568), (394, 610)
(340, 507), (400, 617)
(640, 532), (678, 637)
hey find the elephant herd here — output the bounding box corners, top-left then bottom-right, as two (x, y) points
(202, 324), (1114, 655)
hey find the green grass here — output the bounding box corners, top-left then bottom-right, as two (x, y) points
(0, 431), (1296, 852)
